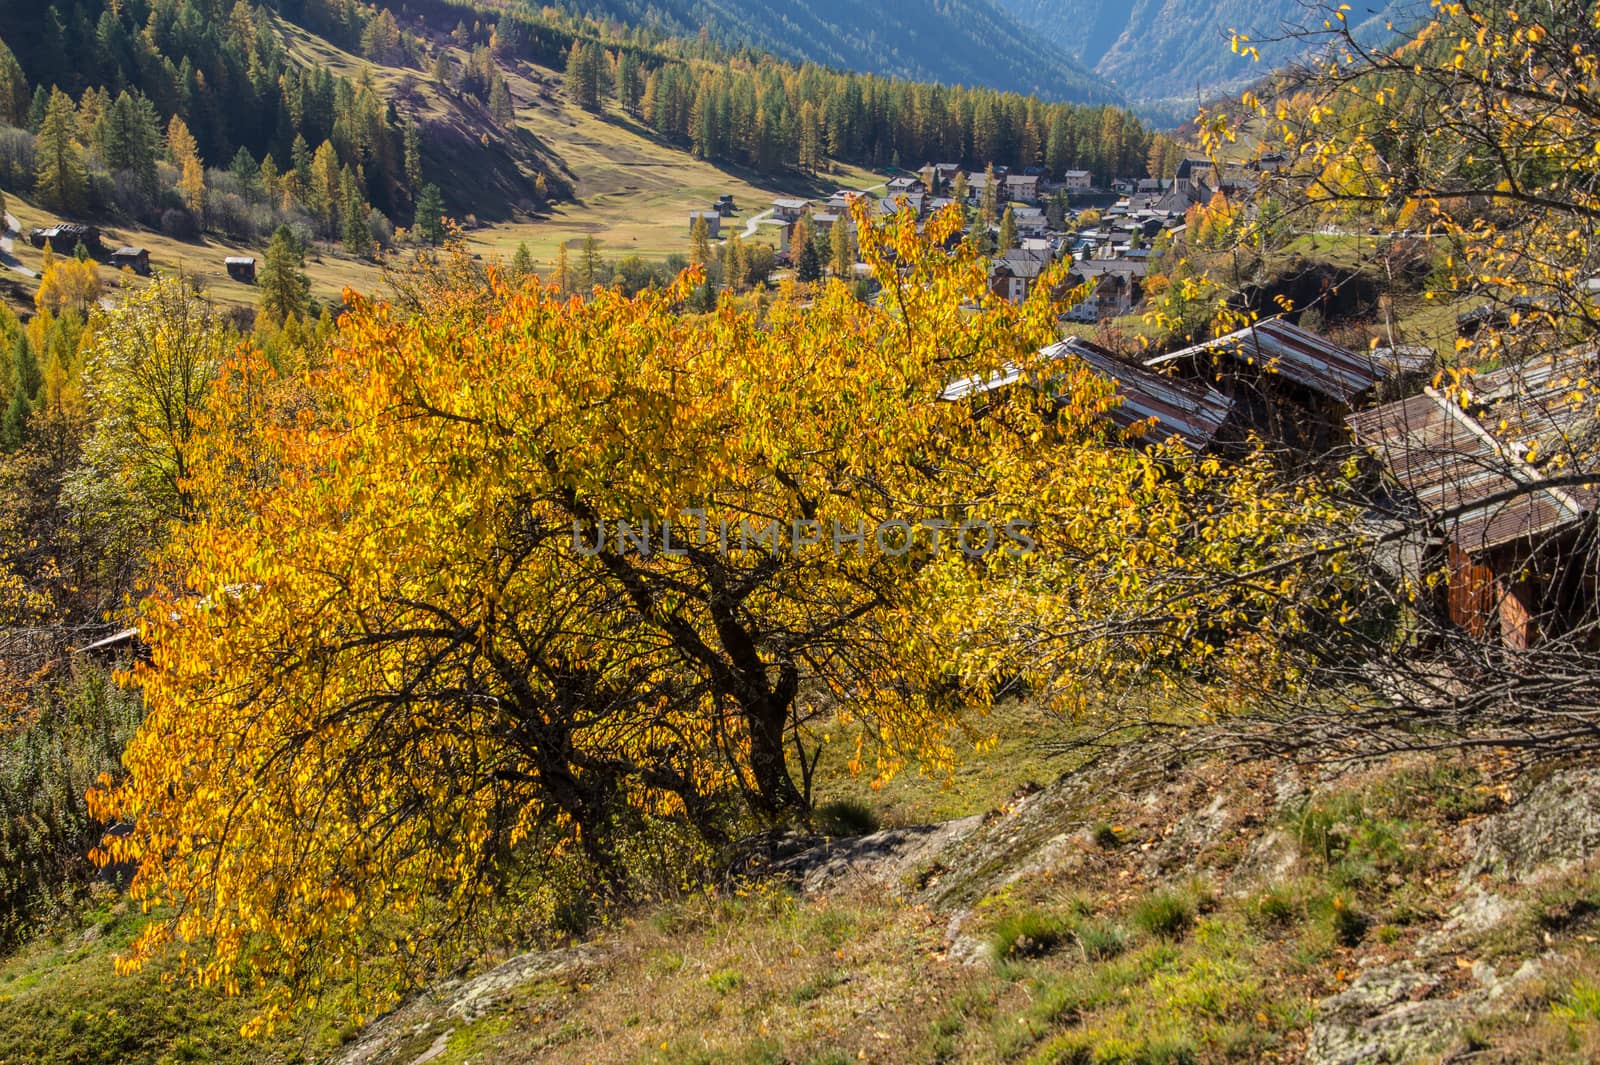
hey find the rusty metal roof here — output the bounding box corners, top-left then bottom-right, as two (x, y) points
(941, 338), (1235, 451)
(1145, 317), (1388, 404)
(1060, 341), (1235, 450)
(1347, 354), (1599, 555)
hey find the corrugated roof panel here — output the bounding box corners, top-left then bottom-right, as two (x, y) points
(1147, 317), (1388, 404)
(1348, 369), (1594, 554)
(939, 339), (1236, 450)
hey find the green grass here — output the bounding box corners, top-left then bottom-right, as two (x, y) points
(1129, 891), (1196, 940)
(0, 897), (333, 1065)
(806, 699), (1084, 827)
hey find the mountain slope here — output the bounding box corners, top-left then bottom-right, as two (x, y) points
(999, 0), (1405, 115)
(560, 0), (1123, 104)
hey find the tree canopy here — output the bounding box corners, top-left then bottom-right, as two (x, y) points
(89, 205), (1336, 1024)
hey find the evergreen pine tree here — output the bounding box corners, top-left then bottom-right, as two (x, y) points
(343, 185), (371, 257)
(488, 74), (514, 127)
(795, 238), (821, 283)
(231, 146), (259, 191)
(579, 236), (603, 290)
(722, 232), (746, 291)
(414, 184), (446, 244)
(565, 40), (599, 111)
(260, 226), (310, 325)
(2, 333), (39, 451)
(403, 117), (423, 191)
(829, 218), (852, 278)
(511, 242), (534, 280)
(26, 85), (47, 132)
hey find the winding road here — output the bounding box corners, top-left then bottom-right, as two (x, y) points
(0, 211), (37, 279)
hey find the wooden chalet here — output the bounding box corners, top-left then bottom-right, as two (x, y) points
(1348, 347), (1600, 648)
(1144, 318), (1412, 452)
(30, 223), (102, 252)
(109, 246), (151, 275)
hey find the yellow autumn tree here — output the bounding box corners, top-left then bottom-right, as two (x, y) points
(91, 203), (1346, 1026)
(34, 256), (102, 317)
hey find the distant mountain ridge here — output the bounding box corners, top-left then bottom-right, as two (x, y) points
(556, 0), (1124, 104)
(996, 0), (1410, 118)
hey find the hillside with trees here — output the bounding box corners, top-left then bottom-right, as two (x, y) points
(997, 0), (1410, 119)
(9, 0), (1600, 1062)
(560, 0), (1120, 104)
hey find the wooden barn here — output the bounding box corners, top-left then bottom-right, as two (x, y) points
(29, 223), (102, 253)
(943, 337), (1237, 452)
(109, 246), (151, 275)
(1144, 318), (1430, 453)
(1347, 346), (1599, 648)
(225, 256), (257, 283)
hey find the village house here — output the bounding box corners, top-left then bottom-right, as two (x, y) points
(1347, 346), (1599, 648)
(879, 191), (926, 217)
(771, 198), (810, 222)
(1060, 170), (1093, 191)
(714, 193), (737, 216)
(688, 210), (723, 239)
(1064, 258), (1145, 321)
(988, 246), (1053, 303)
(886, 176), (921, 196)
(965, 167), (1009, 199)
(923, 162), (963, 192)
(1010, 206), (1048, 235)
(109, 246), (151, 275)
(1004, 174), (1041, 203)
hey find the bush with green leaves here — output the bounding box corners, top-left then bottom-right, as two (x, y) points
(0, 661), (141, 945)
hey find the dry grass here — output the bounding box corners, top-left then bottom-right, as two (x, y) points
(3, 192), (387, 313)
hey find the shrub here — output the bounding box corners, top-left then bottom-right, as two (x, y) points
(991, 909), (1072, 959)
(1130, 890), (1194, 940)
(1252, 884), (1300, 926)
(814, 799), (878, 837)
(706, 968), (744, 994)
(1074, 919), (1128, 960)
(159, 207), (199, 240)
(1092, 821), (1123, 848)
(1329, 895), (1369, 947)
(0, 662), (143, 946)
(1552, 979), (1600, 1023)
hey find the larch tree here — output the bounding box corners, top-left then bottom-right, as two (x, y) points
(258, 226), (309, 325)
(689, 214), (712, 267)
(0, 37), (26, 127)
(828, 216), (852, 278)
(33, 88), (87, 212)
(65, 276), (229, 570)
(554, 242), (571, 295)
(997, 205), (1017, 251)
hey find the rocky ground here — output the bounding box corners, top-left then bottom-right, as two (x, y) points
(324, 740), (1600, 1064)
